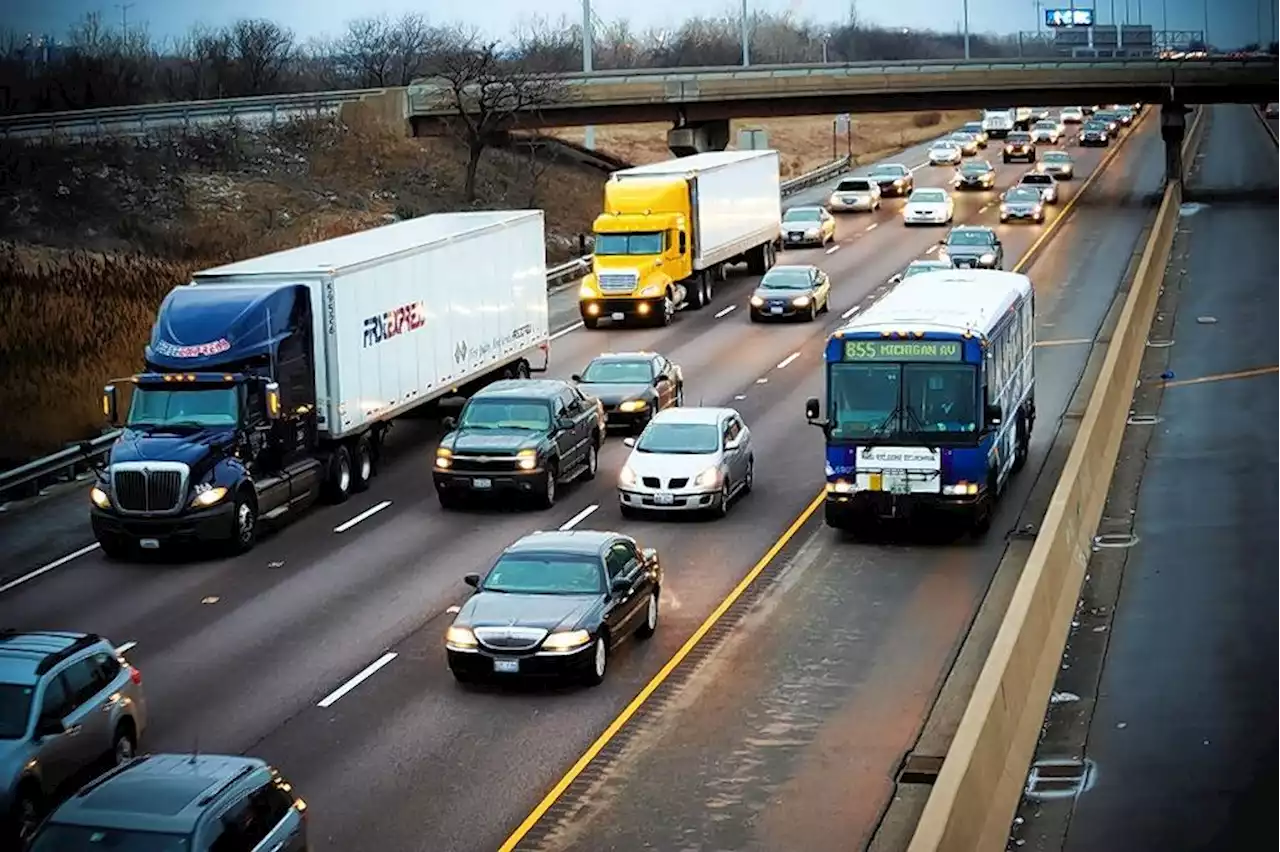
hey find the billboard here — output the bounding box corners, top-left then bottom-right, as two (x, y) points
(1046, 8), (1095, 27)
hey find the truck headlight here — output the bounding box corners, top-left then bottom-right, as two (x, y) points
(516, 448), (537, 470)
(639, 283), (662, 297)
(792, 295), (811, 307)
(190, 485), (228, 508)
(542, 629), (591, 651)
(445, 625), (477, 650)
(693, 466), (721, 488)
(980, 253), (996, 265)
(435, 447), (452, 469)
(90, 485), (111, 509)
(619, 399), (648, 412)
(618, 465), (637, 487)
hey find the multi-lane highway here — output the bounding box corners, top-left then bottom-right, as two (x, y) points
(0, 113), (1162, 850)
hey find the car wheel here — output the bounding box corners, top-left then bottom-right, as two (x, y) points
(712, 481), (732, 518)
(675, 384), (684, 406)
(580, 441), (598, 482)
(583, 636), (608, 686)
(14, 786), (42, 845)
(808, 303), (818, 322)
(438, 490), (461, 511)
(636, 591), (659, 639)
(620, 503), (641, 520)
(112, 722), (137, 765)
(743, 458), (754, 494)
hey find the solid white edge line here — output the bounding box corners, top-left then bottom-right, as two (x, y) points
(841, 305), (862, 320)
(115, 641), (137, 655)
(550, 322), (584, 341)
(317, 651), (398, 708)
(334, 500), (393, 533)
(866, 223), (878, 231)
(559, 504), (599, 531)
(0, 542), (101, 595)
(714, 305), (737, 318)
(825, 244), (841, 254)
(776, 352), (801, 370)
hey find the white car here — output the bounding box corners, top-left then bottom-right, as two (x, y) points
(902, 188), (955, 226)
(617, 408), (754, 518)
(1018, 172), (1059, 204)
(927, 141), (963, 165)
(828, 176), (881, 212)
(1030, 120), (1061, 144)
(1060, 106), (1085, 123)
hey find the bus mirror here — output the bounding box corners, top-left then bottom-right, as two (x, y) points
(804, 397), (821, 422)
(102, 385), (119, 426)
(985, 402), (1003, 425)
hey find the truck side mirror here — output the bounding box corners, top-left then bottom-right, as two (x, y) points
(102, 384), (119, 426)
(678, 232), (687, 254)
(805, 397), (821, 422)
(264, 381), (282, 421)
(985, 403), (1003, 426)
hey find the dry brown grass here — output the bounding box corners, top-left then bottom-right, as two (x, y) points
(548, 110), (978, 177)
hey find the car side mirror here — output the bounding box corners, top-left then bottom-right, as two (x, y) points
(570, 373), (583, 383)
(724, 437), (741, 451)
(985, 403), (1003, 426)
(623, 437), (636, 448)
(442, 415), (457, 431)
(937, 239), (946, 245)
(556, 417), (574, 431)
(463, 573), (481, 588)
(640, 547), (658, 564)
(610, 576), (632, 595)
(35, 716), (65, 738)
(654, 374), (668, 385)
(888, 274), (903, 285)
(804, 397), (821, 421)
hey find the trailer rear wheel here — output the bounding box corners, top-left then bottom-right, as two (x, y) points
(324, 445), (353, 504)
(351, 436), (374, 493)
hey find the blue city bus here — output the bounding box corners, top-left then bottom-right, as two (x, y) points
(804, 269), (1036, 534)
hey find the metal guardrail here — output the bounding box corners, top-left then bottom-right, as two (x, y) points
(0, 153), (853, 504)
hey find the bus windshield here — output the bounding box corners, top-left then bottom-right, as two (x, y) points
(828, 362), (979, 442)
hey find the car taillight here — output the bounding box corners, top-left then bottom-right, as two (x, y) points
(129, 666), (142, 685)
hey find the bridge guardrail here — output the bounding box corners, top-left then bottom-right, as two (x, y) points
(0, 152), (853, 505)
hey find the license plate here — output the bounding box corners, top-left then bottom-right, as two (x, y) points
(472, 478), (492, 489)
(493, 658), (519, 674)
(139, 538), (160, 550)
(769, 306), (783, 315)
(789, 233), (802, 240)
(654, 492), (674, 505)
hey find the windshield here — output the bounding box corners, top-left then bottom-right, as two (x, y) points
(836, 180), (870, 192)
(0, 683), (33, 739)
(828, 362), (978, 442)
(1085, 121), (1106, 131)
(458, 399), (550, 431)
(482, 554), (604, 595)
(910, 190), (946, 203)
(1034, 121), (1056, 129)
(760, 269), (814, 290)
(963, 123), (983, 132)
(960, 162), (990, 173)
(947, 231), (994, 248)
(869, 166), (906, 178)
(635, 422), (720, 454)
(126, 387), (238, 429)
(1043, 152), (1071, 162)
(903, 262), (948, 278)
(932, 142), (957, 151)
(581, 360), (652, 384)
(783, 209), (821, 223)
(594, 232), (663, 255)
(28, 826), (191, 851)
(1007, 134), (1031, 143)
(1006, 189), (1041, 202)
(1022, 175), (1052, 184)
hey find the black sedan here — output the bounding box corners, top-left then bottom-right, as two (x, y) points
(1079, 120), (1111, 146)
(952, 159), (997, 191)
(865, 163), (915, 197)
(571, 351), (684, 432)
(749, 264), (831, 322)
(445, 530), (662, 686)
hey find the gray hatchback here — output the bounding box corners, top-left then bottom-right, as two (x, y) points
(1, 630), (147, 844)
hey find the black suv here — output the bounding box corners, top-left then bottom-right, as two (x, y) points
(26, 753), (307, 852)
(941, 226), (1005, 269)
(433, 379), (605, 509)
(1002, 131), (1036, 163)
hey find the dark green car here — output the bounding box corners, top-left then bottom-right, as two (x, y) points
(433, 379), (605, 509)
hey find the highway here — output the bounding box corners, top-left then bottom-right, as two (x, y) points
(1010, 104), (1277, 852)
(0, 115), (1160, 851)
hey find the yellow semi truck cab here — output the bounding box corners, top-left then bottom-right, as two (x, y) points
(578, 150), (783, 329)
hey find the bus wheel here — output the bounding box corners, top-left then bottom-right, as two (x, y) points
(1011, 412), (1030, 473)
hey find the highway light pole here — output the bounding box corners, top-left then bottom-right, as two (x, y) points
(741, 0), (751, 66)
(963, 0), (970, 59)
(582, 0), (595, 151)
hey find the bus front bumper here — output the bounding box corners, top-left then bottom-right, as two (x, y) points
(823, 489), (983, 526)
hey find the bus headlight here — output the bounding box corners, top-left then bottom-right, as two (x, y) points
(943, 482), (980, 496)
(579, 282), (596, 299)
(639, 283), (663, 297)
(826, 479), (854, 493)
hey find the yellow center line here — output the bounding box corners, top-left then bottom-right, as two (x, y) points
(1162, 365), (1278, 389)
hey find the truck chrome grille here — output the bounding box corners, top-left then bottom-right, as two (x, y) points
(597, 272), (639, 293)
(474, 626), (548, 651)
(450, 455), (521, 473)
(110, 462), (190, 515)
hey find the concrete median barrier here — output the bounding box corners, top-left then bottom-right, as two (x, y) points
(905, 106), (1209, 852)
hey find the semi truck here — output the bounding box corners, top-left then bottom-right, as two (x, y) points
(577, 149), (783, 329)
(981, 109), (1016, 138)
(89, 210), (551, 558)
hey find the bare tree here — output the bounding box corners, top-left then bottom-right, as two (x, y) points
(428, 29), (565, 201)
(336, 16), (396, 87)
(230, 19), (296, 95)
(388, 13), (441, 86)
(512, 15), (580, 73)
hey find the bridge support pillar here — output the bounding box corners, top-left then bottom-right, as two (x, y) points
(1160, 103), (1190, 186)
(667, 119), (730, 157)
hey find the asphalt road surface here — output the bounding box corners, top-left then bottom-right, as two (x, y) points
(1011, 104), (1278, 852)
(0, 115), (1161, 852)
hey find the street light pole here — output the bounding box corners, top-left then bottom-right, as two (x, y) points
(582, 0), (595, 151)
(963, 0), (970, 59)
(741, 0), (751, 66)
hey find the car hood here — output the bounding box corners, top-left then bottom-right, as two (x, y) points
(459, 592), (598, 632)
(783, 221), (821, 230)
(1003, 198), (1040, 209)
(754, 286), (812, 300)
(625, 448), (721, 481)
(957, 171), (991, 180)
(108, 426), (233, 470)
(906, 202), (948, 213)
(929, 148), (960, 158)
(576, 382), (651, 406)
(944, 243), (993, 257)
(445, 428), (543, 455)
(869, 174), (905, 185)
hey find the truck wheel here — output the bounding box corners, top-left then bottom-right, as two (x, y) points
(582, 315), (600, 330)
(230, 492), (257, 555)
(97, 536), (129, 561)
(535, 460), (559, 509)
(579, 441), (599, 482)
(324, 445), (353, 504)
(658, 294), (674, 327)
(351, 436), (374, 493)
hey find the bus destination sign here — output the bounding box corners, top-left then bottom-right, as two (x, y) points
(843, 339), (964, 362)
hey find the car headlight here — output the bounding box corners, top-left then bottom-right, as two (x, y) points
(445, 625), (478, 650)
(792, 295), (811, 307)
(435, 447), (451, 469)
(90, 485), (110, 509)
(893, 178), (904, 186)
(541, 629), (591, 652)
(1000, 203), (1009, 213)
(980, 253), (996, 264)
(693, 466), (722, 488)
(618, 465), (637, 487)
(619, 399), (648, 412)
(639, 283), (662, 297)
(828, 195), (840, 205)
(805, 228), (819, 237)
(1033, 205), (1043, 215)
(516, 448), (537, 470)
(579, 282), (596, 299)
(750, 295), (764, 307)
(190, 485), (228, 508)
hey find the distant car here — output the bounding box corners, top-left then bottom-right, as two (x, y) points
(571, 352), (683, 433)
(865, 163), (914, 197)
(827, 176), (881, 212)
(941, 226), (1004, 269)
(26, 754), (307, 852)
(1, 631), (148, 845)
(1094, 111), (1121, 133)
(948, 132), (980, 155)
(617, 407), (753, 518)
(749, 264), (831, 322)
(928, 141), (964, 166)
(960, 121), (989, 147)
(1037, 150), (1076, 180)
(1029, 107), (1051, 122)
(902, 188), (955, 226)
(1080, 120), (1111, 146)
(445, 530), (662, 686)
(781, 206), (836, 247)
(888, 258), (952, 284)
(1002, 131), (1036, 163)
(952, 159), (997, 191)
(1030, 120), (1062, 144)
(1266, 103), (1279, 118)
(1019, 171), (1059, 204)
(1114, 106), (1136, 126)
(999, 186), (1046, 224)
(1060, 106), (1085, 124)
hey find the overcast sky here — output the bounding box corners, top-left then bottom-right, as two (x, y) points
(5, 0), (1273, 50)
